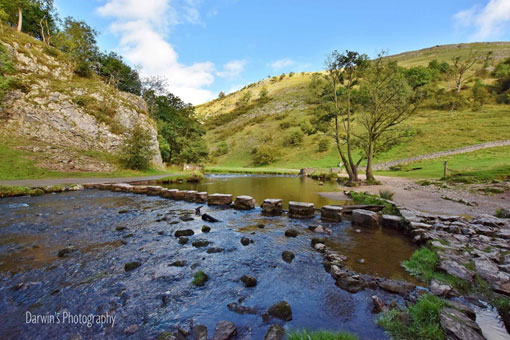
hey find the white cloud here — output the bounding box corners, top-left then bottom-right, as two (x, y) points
(454, 0), (510, 40)
(268, 58), (295, 71)
(97, 0), (215, 104)
(216, 59), (247, 78)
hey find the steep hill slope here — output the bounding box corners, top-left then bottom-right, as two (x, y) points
(197, 42), (510, 172)
(0, 29), (162, 177)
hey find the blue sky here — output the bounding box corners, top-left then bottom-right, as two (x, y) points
(54, 0), (510, 104)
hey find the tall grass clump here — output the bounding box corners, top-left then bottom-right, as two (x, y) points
(287, 329), (358, 340)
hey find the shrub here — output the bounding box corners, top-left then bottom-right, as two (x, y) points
(74, 60), (93, 78)
(213, 141), (229, 156)
(317, 138), (330, 152)
(253, 145), (280, 165)
(349, 191), (399, 215)
(121, 124), (155, 170)
(279, 121), (291, 129)
(283, 129), (304, 147)
(300, 119), (316, 135)
(378, 190), (394, 200)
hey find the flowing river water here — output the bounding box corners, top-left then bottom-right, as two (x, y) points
(0, 175), (507, 339)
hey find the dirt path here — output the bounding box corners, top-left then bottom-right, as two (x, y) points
(320, 175), (510, 217)
(0, 175), (170, 187)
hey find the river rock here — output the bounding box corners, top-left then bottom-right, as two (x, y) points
(234, 196), (256, 210)
(439, 307), (485, 340)
(124, 324), (139, 334)
(207, 247), (223, 253)
(314, 243), (326, 252)
(170, 261), (186, 267)
(57, 246), (76, 257)
(320, 205), (343, 222)
(147, 186), (163, 195)
(132, 186), (148, 194)
(261, 199), (283, 215)
(213, 321), (236, 340)
(202, 213), (220, 222)
(240, 237), (251, 246)
(227, 302), (257, 315)
(372, 295), (387, 313)
(264, 325), (285, 340)
(288, 201), (315, 218)
(267, 301), (292, 321)
(192, 239), (210, 248)
(382, 214), (405, 230)
(202, 225), (211, 233)
(192, 325), (207, 340)
(377, 278), (415, 295)
(160, 188), (178, 199)
(180, 215), (194, 222)
(178, 237), (189, 245)
(175, 229), (194, 237)
(429, 279), (452, 297)
(282, 251), (295, 263)
(124, 261), (141, 271)
(284, 229), (299, 237)
(184, 190), (198, 202)
(208, 194), (233, 206)
(352, 209), (380, 227)
(439, 260), (474, 282)
(336, 276), (364, 293)
(195, 192), (208, 203)
(241, 275), (257, 287)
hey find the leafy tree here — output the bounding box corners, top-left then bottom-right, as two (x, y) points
(122, 123), (155, 170)
(258, 86), (269, 103)
(308, 72), (327, 103)
(0, 8), (8, 34)
(283, 128), (304, 147)
(404, 66), (438, 89)
(213, 141), (228, 156)
(321, 50), (369, 183)
(356, 55), (420, 182)
(1, 0), (56, 39)
(317, 137), (330, 152)
(236, 90), (252, 109)
(53, 17), (98, 77)
(97, 52), (141, 95)
(252, 145), (280, 165)
(471, 78), (489, 111)
(428, 59), (450, 74)
(218, 91), (225, 98)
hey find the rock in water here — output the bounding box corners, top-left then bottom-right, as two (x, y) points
(174, 229), (194, 237)
(439, 308), (485, 340)
(202, 213), (220, 222)
(192, 239), (210, 248)
(240, 237), (251, 246)
(202, 225), (211, 232)
(124, 261), (141, 271)
(267, 301), (292, 321)
(282, 251), (295, 263)
(352, 209), (380, 227)
(241, 275), (257, 287)
(213, 321), (236, 340)
(264, 325), (285, 340)
(284, 229), (299, 237)
(57, 246), (76, 257)
(178, 237), (189, 245)
(192, 325), (208, 340)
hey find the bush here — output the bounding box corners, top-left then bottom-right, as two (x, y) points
(74, 60), (93, 78)
(348, 191), (399, 215)
(213, 141), (229, 156)
(121, 124), (155, 170)
(252, 145), (280, 165)
(283, 129), (304, 147)
(300, 119), (316, 135)
(317, 138), (330, 152)
(279, 121), (291, 129)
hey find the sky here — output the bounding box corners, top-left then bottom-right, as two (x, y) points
(53, 0), (510, 104)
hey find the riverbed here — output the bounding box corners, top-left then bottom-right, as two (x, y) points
(0, 186), (419, 339)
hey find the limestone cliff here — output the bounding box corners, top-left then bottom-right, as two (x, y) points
(0, 31), (162, 172)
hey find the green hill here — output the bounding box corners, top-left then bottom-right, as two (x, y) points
(197, 42), (510, 178)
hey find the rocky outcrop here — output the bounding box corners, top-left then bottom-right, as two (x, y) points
(0, 36), (162, 172)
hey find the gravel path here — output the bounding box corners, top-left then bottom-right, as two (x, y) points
(320, 175), (510, 217)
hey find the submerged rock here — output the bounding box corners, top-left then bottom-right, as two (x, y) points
(282, 250), (295, 263)
(57, 246), (76, 257)
(124, 324), (139, 334)
(179, 215), (194, 222)
(264, 325), (285, 340)
(227, 302), (258, 315)
(240, 237), (251, 246)
(169, 261), (186, 267)
(241, 275), (257, 287)
(192, 325), (208, 340)
(192, 239), (210, 248)
(207, 247), (223, 254)
(202, 225), (211, 233)
(336, 276), (364, 293)
(178, 237), (189, 245)
(377, 278), (415, 295)
(267, 301), (292, 321)
(115, 226), (126, 231)
(202, 213), (221, 223)
(174, 229), (194, 237)
(124, 261), (141, 272)
(284, 229), (298, 237)
(213, 321), (236, 340)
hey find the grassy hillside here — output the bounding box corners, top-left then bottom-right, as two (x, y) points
(197, 42), (510, 176)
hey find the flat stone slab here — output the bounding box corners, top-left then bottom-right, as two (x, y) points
(288, 201), (315, 218)
(194, 192), (208, 203)
(146, 185), (164, 195)
(320, 205), (343, 222)
(261, 199), (283, 215)
(174, 190), (186, 200)
(234, 195), (256, 210)
(208, 193), (233, 206)
(184, 190), (198, 202)
(382, 214), (404, 230)
(132, 186), (148, 194)
(160, 188), (178, 199)
(352, 209), (380, 227)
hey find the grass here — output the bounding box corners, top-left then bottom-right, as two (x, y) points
(205, 166), (299, 175)
(377, 146), (510, 180)
(348, 191), (400, 215)
(156, 171), (204, 183)
(378, 294), (446, 340)
(287, 330), (358, 340)
(379, 190), (395, 200)
(401, 248), (470, 291)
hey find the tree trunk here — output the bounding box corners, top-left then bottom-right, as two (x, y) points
(17, 6), (22, 32)
(365, 141), (376, 183)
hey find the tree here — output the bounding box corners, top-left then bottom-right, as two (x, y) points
(321, 50), (369, 183)
(447, 51), (478, 118)
(356, 55), (420, 182)
(236, 90), (252, 109)
(122, 124), (155, 170)
(258, 86), (269, 103)
(218, 91), (225, 99)
(97, 52), (141, 95)
(53, 17), (98, 77)
(1, 0), (56, 38)
(0, 8), (8, 34)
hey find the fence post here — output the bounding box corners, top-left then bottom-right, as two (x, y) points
(443, 161), (447, 179)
